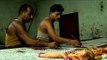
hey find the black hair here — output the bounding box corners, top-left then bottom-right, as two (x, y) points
(50, 4), (64, 13)
(18, 4), (34, 15)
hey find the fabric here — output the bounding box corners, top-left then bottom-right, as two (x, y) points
(5, 33), (21, 47)
(37, 29), (50, 42)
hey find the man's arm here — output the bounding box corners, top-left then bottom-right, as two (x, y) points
(44, 20), (81, 46)
(12, 21), (56, 48)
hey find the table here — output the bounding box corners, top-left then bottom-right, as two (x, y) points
(0, 37), (107, 60)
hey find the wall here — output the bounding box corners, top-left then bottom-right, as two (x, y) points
(35, 0), (107, 40)
(1, 0), (107, 45)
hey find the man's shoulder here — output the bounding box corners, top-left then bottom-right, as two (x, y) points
(12, 20), (22, 27)
(45, 17), (50, 20)
(7, 21), (15, 33)
(7, 20), (22, 32)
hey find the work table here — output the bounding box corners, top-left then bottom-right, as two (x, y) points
(0, 37), (107, 60)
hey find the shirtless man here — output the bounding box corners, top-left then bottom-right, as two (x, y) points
(5, 4), (56, 48)
(37, 4), (82, 47)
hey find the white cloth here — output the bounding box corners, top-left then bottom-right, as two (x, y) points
(37, 29), (50, 42)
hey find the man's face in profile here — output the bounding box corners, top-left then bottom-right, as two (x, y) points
(50, 11), (62, 21)
(23, 7), (34, 22)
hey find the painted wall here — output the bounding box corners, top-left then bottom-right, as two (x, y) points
(1, 0), (107, 45)
(34, 0), (107, 40)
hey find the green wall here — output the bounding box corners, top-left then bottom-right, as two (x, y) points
(1, 0), (107, 45)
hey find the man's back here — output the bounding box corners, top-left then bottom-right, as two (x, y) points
(5, 19), (24, 47)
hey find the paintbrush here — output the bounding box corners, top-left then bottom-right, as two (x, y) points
(71, 34), (87, 48)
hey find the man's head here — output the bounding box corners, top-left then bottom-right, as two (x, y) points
(50, 4), (64, 20)
(19, 4), (34, 22)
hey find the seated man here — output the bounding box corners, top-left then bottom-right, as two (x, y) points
(37, 4), (82, 47)
(5, 4), (56, 48)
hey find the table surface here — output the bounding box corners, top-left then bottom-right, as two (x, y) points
(1, 37), (107, 60)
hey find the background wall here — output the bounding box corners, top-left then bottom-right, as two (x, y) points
(0, 0), (107, 45)
(34, 0), (107, 40)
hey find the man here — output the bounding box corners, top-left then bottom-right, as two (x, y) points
(37, 4), (82, 47)
(5, 4), (56, 48)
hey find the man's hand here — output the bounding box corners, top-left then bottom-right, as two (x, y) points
(48, 42), (58, 49)
(70, 40), (82, 47)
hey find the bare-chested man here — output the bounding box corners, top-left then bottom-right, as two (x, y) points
(37, 4), (82, 47)
(5, 4), (56, 48)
